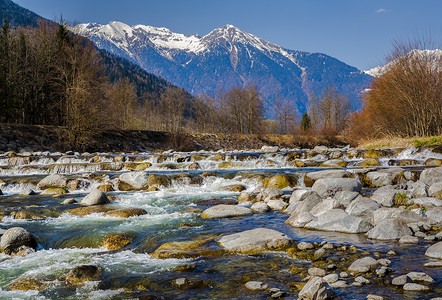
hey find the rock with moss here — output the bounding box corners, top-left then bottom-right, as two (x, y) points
(218, 228), (293, 253)
(65, 265), (101, 286)
(363, 149), (392, 159)
(40, 187), (68, 195)
(320, 159), (348, 168)
(101, 234), (134, 251)
(357, 158), (381, 168)
(0, 227), (38, 255)
(66, 205), (114, 216)
(8, 277), (48, 291)
(148, 174), (171, 188)
(263, 174), (297, 189)
(124, 162), (152, 171)
(424, 158), (442, 167)
(104, 208), (147, 218)
(151, 236), (224, 259)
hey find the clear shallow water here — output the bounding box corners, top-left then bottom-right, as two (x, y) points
(0, 149), (441, 299)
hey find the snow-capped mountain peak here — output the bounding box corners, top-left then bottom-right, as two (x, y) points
(72, 21), (372, 117)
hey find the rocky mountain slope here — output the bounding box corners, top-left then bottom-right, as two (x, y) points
(73, 22), (373, 116)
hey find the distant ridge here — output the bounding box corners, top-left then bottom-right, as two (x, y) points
(0, 0), (43, 27)
(73, 21), (373, 116)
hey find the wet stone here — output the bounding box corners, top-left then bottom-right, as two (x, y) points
(244, 281), (268, 291)
(403, 283), (430, 291)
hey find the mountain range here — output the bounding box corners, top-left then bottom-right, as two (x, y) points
(72, 21), (373, 117)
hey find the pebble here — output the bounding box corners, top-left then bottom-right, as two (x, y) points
(297, 242), (314, 250)
(326, 264), (337, 270)
(330, 281), (348, 288)
(323, 273), (339, 284)
(244, 281), (268, 291)
(406, 272), (434, 283)
(377, 258), (391, 266)
(414, 231), (428, 238)
(308, 267), (326, 277)
(339, 272), (349, 278)
(424, 261), (442, 267)
(355, 276), (370, 285)
(376, 267), (391, 277)
(367, 295), (384, 300)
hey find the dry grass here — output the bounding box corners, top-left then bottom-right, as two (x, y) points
(358, 135), (442, 149)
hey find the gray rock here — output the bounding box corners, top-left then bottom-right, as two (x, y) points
(370, 187), (399, 207)
(293, 191), (322, 214)
(367, 218), (413, 240)
(259, 187), (283, 202)
(355, 276), (370, 284)
(284, 201), (300, 214)
(304, 169), (350, 187)
(289, 188), (309, 203)
(412, 197), (442, 207)
(339, 272), (348, 278)
(392, 275), (412, 286)
(407, 181), (428, 198)
(61, 198), (77, 204)
(426, 208), (442, 224)
(366, 294), (384, 300)
(19, 188), (36, 196)
(399, 235), (419, 244)
(407, 271), (434, 283)
(312, 178), (362, 198)
(80, 189), (110, 206)
(330, 281), (348, 288)
(403, 283), (429, 291)
(429, 181), (442, 200)
(348, 257), (378, 273)
(267, 200), (288, 211)
(346, 197), (381, 220)
(285, 212), (316, 228)
(244, 281), (268, 291)
(323, 274), (339, 284)
(371, 207), (428, 226)
(376, 266), (391, 276)
(420, 166), (442, 186)
(334, 191), (360, 207)
(310, 198), (340, 217)
(365, 168), (404, 187)
(297, 241), (314, 250)
(305, 209), (372, 233)
(0, 227), (38, 255)
(425, 241), (442, 259)
(250, 202), (271, 213)
(201, 204), (253, 219)
(298, 276), (336, 300)
(218, 228), (292, 252)
(377, 258), (391, 266)
(37, 174), (67, 190)
(308, 267), (326, 277)
(118, 171), (150, 190)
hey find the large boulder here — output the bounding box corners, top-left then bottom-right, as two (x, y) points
(104, 208), (147, 218)
(263, 174), (297, 189)
(37, 174), (67, 190)
(0, 227), (38, 255)
(201, 205), (253, 219)
(80, 189), (110, 206)
(429, 181), (442, 200)
(151, 236), (224, 259)
(312, 178), (361, 198)
(363, 168), (404, 188)
(285, 212), (316, 228)
(310, 198), (341, 217)
(366, 218), (413, 240)
(304, 170), (350, 187)
(118, 172), (149, 190)
(371, 207), (429, 226)
(334, 191), (360, 208)
(426, 207), (442, 224)
(407, 181), (428, 198)
(256, 187), (283, 202)
(298, 276), (336, 300)
(420, 166), (442, 186)
(305, 209), (372, 233)
(425, 241), (442, 259)
(370, 187), (400, 207)
(292, 191), (322, 214)
(345, 197), (381, 220)
(289, 188), (309, 204)
(217, 228), (293, 252)
(65, 265), (101, 286)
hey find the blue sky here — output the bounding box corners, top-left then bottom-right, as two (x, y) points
(14, 0), (442, 70)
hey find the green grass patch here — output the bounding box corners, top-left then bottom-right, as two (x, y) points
(413, 136), (442, 147)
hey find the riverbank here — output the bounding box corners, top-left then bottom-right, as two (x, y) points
(0, 123), (349, 153)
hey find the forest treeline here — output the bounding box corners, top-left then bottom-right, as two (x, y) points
(0, 19), (440, 150)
